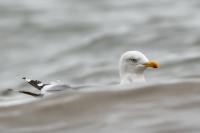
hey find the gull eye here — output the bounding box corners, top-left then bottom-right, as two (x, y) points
(128, 58), (137, 63)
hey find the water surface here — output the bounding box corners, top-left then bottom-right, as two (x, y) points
(0, 0), (200, 132)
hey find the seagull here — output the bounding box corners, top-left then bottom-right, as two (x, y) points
(19, 51), (159, 97)
(119, 51), (159, 84)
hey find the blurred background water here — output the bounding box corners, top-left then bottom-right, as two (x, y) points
(0, 0), (200, 133)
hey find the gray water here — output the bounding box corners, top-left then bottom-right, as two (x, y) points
(0, 0), (200, 132)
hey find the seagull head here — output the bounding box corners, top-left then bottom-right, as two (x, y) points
(119, 51), (159, 84)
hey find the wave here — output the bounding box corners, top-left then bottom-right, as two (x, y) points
(0, 80), (200, 133)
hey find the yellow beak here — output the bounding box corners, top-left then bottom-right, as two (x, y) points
(143, 60), (159, 68)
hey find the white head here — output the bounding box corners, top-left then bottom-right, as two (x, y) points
(119, 51), (159, 84)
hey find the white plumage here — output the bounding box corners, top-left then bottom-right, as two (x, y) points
(119, 51), (159, 84)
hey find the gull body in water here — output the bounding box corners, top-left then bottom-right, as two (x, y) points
(19, 51), (159, 97)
